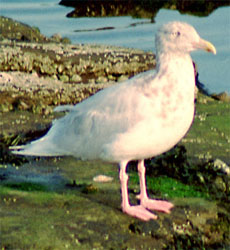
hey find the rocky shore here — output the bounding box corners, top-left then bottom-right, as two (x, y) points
(0, 37), (155, 84)
(0, 16), (155, 115)
(0, 16), (229, 249)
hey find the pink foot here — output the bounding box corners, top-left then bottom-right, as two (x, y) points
(122, 205), (157, 221)
(138, 197), (174, 213)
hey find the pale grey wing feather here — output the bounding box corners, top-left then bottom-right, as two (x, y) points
(11, 71), (155, 158)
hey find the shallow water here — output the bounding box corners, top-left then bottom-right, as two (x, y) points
(1, 0), (229, 94)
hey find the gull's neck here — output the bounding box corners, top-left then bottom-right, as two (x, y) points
(156, 51), (193, 73)
(153, 50), (196, 104)
(155, 51), (195, 89)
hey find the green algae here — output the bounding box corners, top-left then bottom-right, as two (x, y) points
(183, 96), (230, 163)
(3, 182), (47, 192)
(129, 174), (210, 199)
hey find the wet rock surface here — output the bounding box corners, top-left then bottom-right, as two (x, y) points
(0, 155), (229, 249)
(0, 16), (230, 249)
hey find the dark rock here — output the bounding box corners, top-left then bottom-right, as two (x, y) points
(129, 220), (160, 235)
(0, 142), (28, 166)
(60, 0), (230, 19)
(211, 92), (230, 102)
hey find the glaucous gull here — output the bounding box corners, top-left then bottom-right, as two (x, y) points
(12, 22), (216, 221)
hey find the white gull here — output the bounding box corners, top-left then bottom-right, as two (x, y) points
(12, 22), (216, 221)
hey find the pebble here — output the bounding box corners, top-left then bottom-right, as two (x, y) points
(93, 175), (113, 182)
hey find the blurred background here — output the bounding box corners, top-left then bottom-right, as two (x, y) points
(1, 0), (230, 93)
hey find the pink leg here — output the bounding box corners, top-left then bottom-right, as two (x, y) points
(119, 161), (157, 221)
(137, 160), (174, 213)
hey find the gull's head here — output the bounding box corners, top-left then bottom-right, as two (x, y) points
(156, 21), (216, 56)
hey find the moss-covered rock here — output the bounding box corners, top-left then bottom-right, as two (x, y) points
(0, 16), (70, 43)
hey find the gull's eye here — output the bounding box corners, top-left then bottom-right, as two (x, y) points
(172, 31), (181, 37)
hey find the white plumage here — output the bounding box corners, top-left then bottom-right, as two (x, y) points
(12, 22), (216, 220)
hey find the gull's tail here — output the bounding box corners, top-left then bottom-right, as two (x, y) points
(10, 136), (65, 157)
(10, 105), (75, 157)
